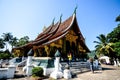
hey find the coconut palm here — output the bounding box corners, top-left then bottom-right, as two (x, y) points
(94, 34), (114, 57)
(2, 32), (13, 50)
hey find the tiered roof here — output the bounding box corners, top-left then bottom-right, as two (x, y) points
(13, 13), (90, 52)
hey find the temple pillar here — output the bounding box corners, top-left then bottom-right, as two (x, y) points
(38, 48), (42, 57)
(117, 58), (120, 66)
(76, 39), (79, 58)
(62, 37), (66, 57)
(45, 45), (50, 57)
(114, 59), (117, 66)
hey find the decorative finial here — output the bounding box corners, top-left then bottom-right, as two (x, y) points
(43, 26), (47, 31)
(73, 5), (78, 15)
(27, 49), (34, 56)
(52, 17), (55, 25)
(55, 50), (61, 57)
(60, 14), (63, 22)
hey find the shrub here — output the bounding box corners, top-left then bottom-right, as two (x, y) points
(0, 53), (12, 60)
(32, 67), (44, 77)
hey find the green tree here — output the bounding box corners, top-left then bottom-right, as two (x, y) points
(108, 15), (120, 42)
(107, 15), (120, 59)
(113, 42), (120, 57)
(0, 38), (5, 49)
(17, 36), (29, 46)
(116, 15), (120, 22)
(107, 26), (120, 42)
(9, 37), (18, 49)
(94, 34), (114, 58)
(2, 32), (13, 50)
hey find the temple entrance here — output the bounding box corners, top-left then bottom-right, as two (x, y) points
(66, 40), (70, 54)
(71, 42), (76, 60)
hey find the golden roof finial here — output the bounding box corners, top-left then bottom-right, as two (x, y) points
(43, 26), (47, 31)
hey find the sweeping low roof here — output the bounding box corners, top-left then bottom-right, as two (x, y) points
(13, 13), (90, 52)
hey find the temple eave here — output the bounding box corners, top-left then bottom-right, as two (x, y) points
(12, 13), (90, 58)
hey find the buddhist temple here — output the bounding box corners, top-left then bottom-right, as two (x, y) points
(13, 12), (90, 59)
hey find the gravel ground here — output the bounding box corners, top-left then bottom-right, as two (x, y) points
(8, 64), (120, 80)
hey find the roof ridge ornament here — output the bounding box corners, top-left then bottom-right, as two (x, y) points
(52, 17), (55, 25)
(60, 14), (63, 23)
(43, 26), (47, 31)
(73, 5), (78, 15)
(27, 49), (34, 56)
(55, 50), (61, 57)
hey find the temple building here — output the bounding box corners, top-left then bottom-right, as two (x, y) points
(13, 13), (90, 59)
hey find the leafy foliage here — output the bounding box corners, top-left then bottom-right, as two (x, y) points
(0, 32), (30, 58)
(113, 42), (120, 57)
(0, 50), (12, 59)
(106, 15), (120, 59)
(94, 15), (120, 60)
(94, 34), (114, 57)
(116, 15), (120, 22)
(17, 36), (29, 46)
(9, 37), (18, 48)
(2, 32), (13, 42)
(2, 32), (13, 50)
(0, 38), (5, 49)
(0, 53), (11, 59)
(107, 25), (120, 42)
(32, 67), (44, 77)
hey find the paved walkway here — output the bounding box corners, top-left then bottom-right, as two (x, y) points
(66, 64), (120, 80)
(8, 64), (120, 80)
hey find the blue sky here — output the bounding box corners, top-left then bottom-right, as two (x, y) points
(0, 0), (120, 50)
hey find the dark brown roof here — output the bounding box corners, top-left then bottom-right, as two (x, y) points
(26, 14), (74, 46)
(13, 13), (90, 52)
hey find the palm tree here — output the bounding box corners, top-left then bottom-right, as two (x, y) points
(94, 34), (114, 57)
(2, 32), (13, 50)
(0, 38), (5, 49)
(9, 37), (18, 49)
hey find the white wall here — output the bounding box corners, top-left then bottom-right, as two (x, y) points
(0, 65), (15, 79)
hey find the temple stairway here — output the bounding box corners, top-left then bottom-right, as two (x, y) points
(14, 67), (26, 78)
(61, 62), (91, 74)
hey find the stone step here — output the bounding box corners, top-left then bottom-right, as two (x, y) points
(14, 67), (26, 78)
(70, 65), (91, 74)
